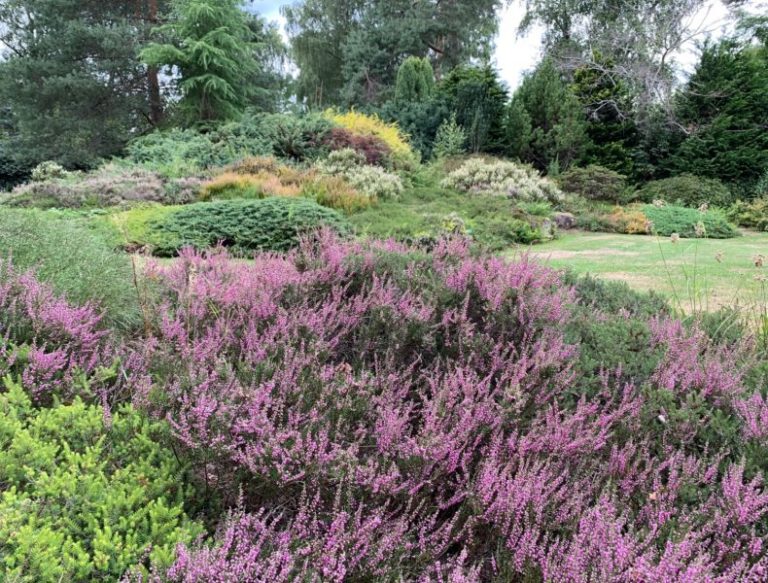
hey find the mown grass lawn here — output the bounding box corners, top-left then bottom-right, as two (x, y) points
(514, 230), (768, 312)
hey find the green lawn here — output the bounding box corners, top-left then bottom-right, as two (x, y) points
(514, 230), (768, 312)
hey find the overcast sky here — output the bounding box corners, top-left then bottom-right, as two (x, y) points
(250, 0), (755, 91)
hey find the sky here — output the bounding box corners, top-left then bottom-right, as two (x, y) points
(251, 0), (751, 91)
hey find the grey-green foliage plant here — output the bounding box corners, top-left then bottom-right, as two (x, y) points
(0, 210), (140, 329)
(395, 57), (435, 103)
(0, 378), (204, 582)
(433, 114), (467, 159)
(142, 0), (258, 123)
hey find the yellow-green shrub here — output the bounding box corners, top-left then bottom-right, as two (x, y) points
(199, 172), (266, 201)
(302, 176), (375, 213)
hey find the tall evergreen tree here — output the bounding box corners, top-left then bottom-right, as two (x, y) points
(439, 66), (508, 154)
(285, 0), (500, 107)
(395, 57), (435, 104)
(142, 0), (257, 123)
(668, 30), (768, 194)
(0, 0), (161, 168)
(505, 59), (588, 171)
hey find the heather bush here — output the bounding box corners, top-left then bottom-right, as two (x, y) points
(30, 160), (69, 182)
(0, 210), (140, 328)
(643, 203), (740, 238)
(317, 149), (404, 200)
(122, 234), (768, 580)
(442, 157), (564, 203)
(0, 380), (204, 582)
(558, 164), (628, 203)
(0, 256), (134, 410)
(636, 174), (735, 208)
(3, 163), (201, 209)
(148, 198), (352, 256)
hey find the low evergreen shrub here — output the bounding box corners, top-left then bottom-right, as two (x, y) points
(558, 165), (628, 203)
(635, 174), (734, 208)
(642, 203), (739, 239)
(150, 198), (352, 256)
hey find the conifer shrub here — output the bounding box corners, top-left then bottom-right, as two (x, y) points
(643, 203), (740, 238)
(0, 382), (204, 582)
(149, 198), (352, 256)
(635, 174), (734, 208)
(558, 164), (629, 203)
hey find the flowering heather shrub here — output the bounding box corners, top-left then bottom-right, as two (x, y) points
(4, 163), (201, 209)
(125, 233), (768, 581)
(442, 157), (564, 203)
(317, 148), (404, 200)
(0, 259), (116, 403)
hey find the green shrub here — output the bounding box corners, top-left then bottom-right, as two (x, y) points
(726, 196), (768, 231)
(0, 378), (204, 582)
(441, 157), (564, 203)
(126, 123), (282, 177)
(150, 198), (352, 256)
(432, 114), (467, 160)
(3, 163), (202, 209)
(107, 204), (185, 253)
(635, 174), (734, 208)
(317, 149), (404, 200)
(255, 112), (333, 161)
(0, 210), (140, 328)
(349, 186), (544, 250)
(558, 165), (628, 203)
(642, 203), (740, 239)
(564, 275), (672, 399)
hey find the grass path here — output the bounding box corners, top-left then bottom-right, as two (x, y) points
(510, 230), (768, 312)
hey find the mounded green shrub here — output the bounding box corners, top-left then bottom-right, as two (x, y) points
(558, 165), (628, 203)
(0, 209), (139, 328)
(635, 174), (734, 208)
(642, 204), (739, 239)
(150, 197), (352, 256)
(0, 378), (204, 582)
